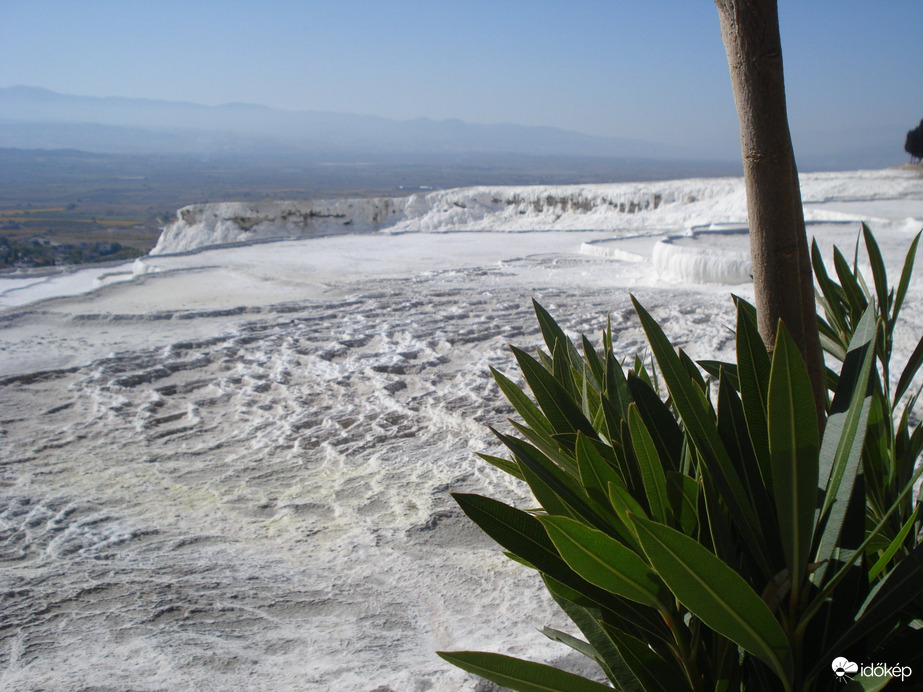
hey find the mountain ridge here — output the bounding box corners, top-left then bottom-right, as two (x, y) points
(0, 85), (699, 160)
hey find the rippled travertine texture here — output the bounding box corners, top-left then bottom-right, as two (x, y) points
(2, 256), (745, 690)
(3, 171), (922, 690)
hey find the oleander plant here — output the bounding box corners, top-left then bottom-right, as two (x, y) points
(438, 226), (923, 691)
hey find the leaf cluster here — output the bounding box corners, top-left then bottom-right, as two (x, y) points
(439, 227), (923, 691)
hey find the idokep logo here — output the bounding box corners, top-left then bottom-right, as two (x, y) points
(831, 657), (913, 684)
(831, 657), (858, 681)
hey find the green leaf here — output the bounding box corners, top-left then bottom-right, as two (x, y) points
(475, 452), (524, 480)
(679, 347), (708, 391)
(631, 515), (793, 682)
(499, 431), (597, 523)
(627, 404), (671, 523)
(436, 651), (614, 692)
(821, 541), (923, 665)
(540, 626), (597, 660)
(511, 345), (597, 441)
(813, 306), (876, 583)
(540, 516), (668, 609)
(582, 335), (605, 392)
(533, 299), (583, 372)
(604, 627), (689, 692)
(451, 493), (625, 610)
(665, 471), (699, 536)
(716, 370), (781, 567)
(491, 366), (554, 438)
(862, 222), (889, 316)
(767, 323), (819, 595)
(734, 296), (773, 490)
(698, 359), (739, 389)
(833, 245), (868, 320)
(545, 587), (644, 691)
(804, 460), (923, 631)
(868, 505), (918, 581)
(605, 349), (634, 422)
(626, 372), (682, 473)
(608, 480), (649, 540)
(508, 420), (579, 477)
(894, 333), (923, 404)
(891, 230), (920, 323)
(553, 337), (578, 400)
(631, 295), (770, 577)
(812, 239), (850, 347)
(576, 433), (621, 498)
(857, 539), (923, 628)
(818, 306), (876, 518)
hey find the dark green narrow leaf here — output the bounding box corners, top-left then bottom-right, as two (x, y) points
(582, 335), (605, 391)
(665, 471), (699, 536)
(716, 370), (779, 561)
(631, 295), (770, 577)
(511, 345), (597, 440)
(533, 299), (583, 371)
(546, 590), (644, 691)
(833, 246), (868, 321)
(475, 452), (524, 480)
(491, 366), (554, 438)
(862, 223), (889, 316)
(812, 240), (850, 347)
(805, 461), (923, 632)
(627, 404), (671, 524)
(508, 420), (579, 477)
(537, 348), (554, 373)
(734, 296), (773, 491)
(815, 305), (876, 576)
(732, 294), (758, 323)
(821, 541), (923, 664)
(767, 323), (820, 598)
(540, 627), (597, 663)
(553, 337), (578, 400)
(451, 493), (629, 611)
(579, 364), (600, 429)
(500, 432), (612, 531)
(679, 347), (707, 391)
(891, 230), (920, 323)
(626, 372), (682, 473)
(631, 515), (793, 682)
(543, 574), (673, 647)
(541, 516), (668, 609)
(632, 353), (656, 392)
(894, 333), (923, 404)
(857, 538), (923, 629)
(868, 506), (918, 581)
(605, 349), (634, 420)
(700, 463), (738, 567)
(437, 651), (614, 692)
(574, 435), (638, 547)
(609, 481), (649, 539)
(600, 394), (625, 452)
(699, 359), (739, 390)
(604, 627), (689, 692)
(617, 417), (646, 498)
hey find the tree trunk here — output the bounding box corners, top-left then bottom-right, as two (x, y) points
(715, 0), (826, 426)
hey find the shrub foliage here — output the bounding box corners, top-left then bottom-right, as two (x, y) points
(439, 225), (923, 691)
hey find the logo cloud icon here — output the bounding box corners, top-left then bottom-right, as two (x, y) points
(832, 657), (859, 679)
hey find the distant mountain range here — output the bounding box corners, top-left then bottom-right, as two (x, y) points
(0, 85), (698, 161)
(0, 86), (907, 171)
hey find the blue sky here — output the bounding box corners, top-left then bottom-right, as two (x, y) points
(2, 0), (921, 159)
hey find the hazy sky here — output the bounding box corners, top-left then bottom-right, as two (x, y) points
(2, 0), (921, 158)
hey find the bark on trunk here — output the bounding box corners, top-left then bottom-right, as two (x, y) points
(715, 0), (826, 426)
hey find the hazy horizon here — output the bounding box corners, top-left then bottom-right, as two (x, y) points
(2, 1), (921, 165)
